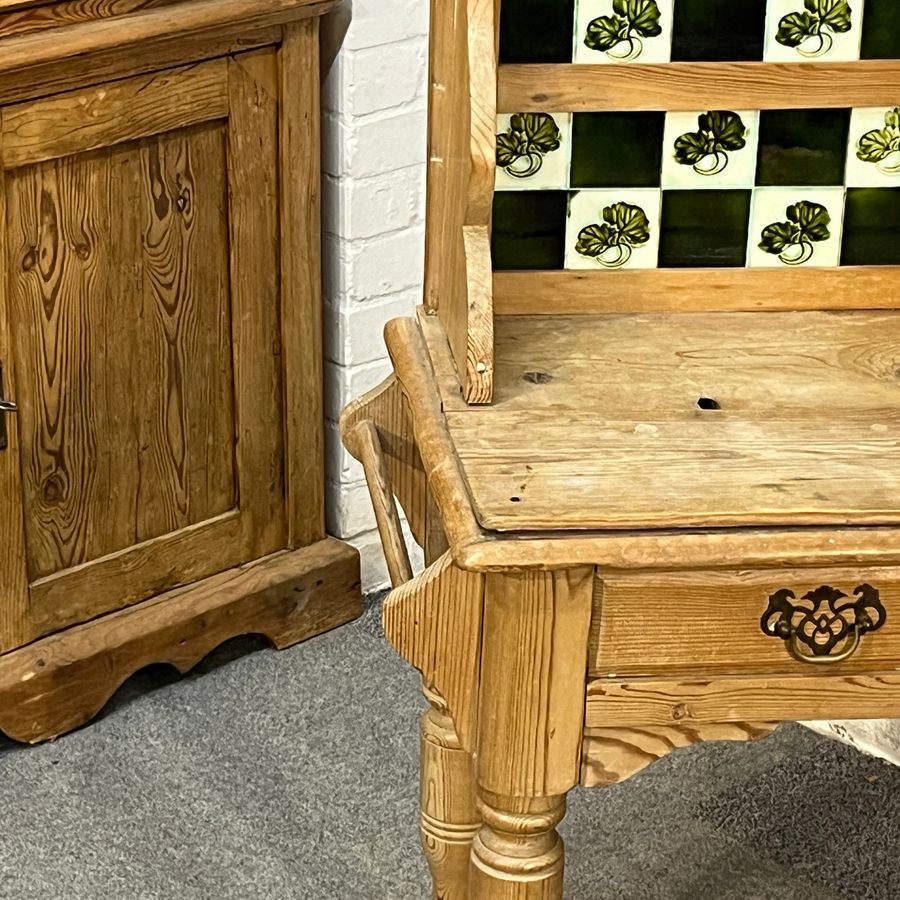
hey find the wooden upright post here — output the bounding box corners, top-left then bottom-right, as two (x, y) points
(470, 568), (594, 898)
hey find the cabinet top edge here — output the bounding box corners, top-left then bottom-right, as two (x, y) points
(0, 0), (336, 63)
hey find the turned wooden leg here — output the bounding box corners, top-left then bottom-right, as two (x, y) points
(471, 791), (566, 899)
(469, 568), (594, 900)
(421, 685), (480, 900)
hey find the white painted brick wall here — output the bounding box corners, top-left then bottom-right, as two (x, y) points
(321, 0), (429, 591)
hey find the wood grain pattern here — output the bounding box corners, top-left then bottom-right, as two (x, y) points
(340, 373), (428, 549)
(28, 511), (245, 638)
(465, 0), (496, 229)
(478, 568), (593, 797)
(463, 224), (494, 404)
(0, 538), (361, 743)
(0, 0), (174, 41)
(383, 551), (484, 750)
(580, 723), (777, 788)
(0, 0), (334, 72)
(385, 316), (485, 555)
(349, 420), (414, 588)
(2, 59), (228, 169)
(498, 61), (900, 113)
(471, 568), (593, 899)
(584, 672), (900, 727)
(137, 123), (236, 542)
(0, 24), (282, 109)
(7, 122), (236, 583)
(390, 311), (900, 574)
(3, 50), (292, 638)
(0, 162), (30, 653)
(226, 48), (287, 558)
(279, 18), (325, 548)
(446, 312), (900, 531)
(493, 269), (900, 316)
(421, 685), (480, 900)
(424, 0), (470, 393)
(591, 567), (900, 678)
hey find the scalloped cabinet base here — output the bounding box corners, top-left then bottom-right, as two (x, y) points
(0, 539), (360, 744)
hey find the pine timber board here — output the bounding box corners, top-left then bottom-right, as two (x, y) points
(379, 313), (900, 571)
(0, 538), (361, 743)
(591, 566), (900, 679)
(443, 311), (900, 532)
(498, 61), (900, 114)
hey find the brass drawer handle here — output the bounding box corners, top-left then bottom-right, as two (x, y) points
(761, 584), (886, 664)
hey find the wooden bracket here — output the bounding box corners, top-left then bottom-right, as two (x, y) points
(382, 552), (484, 751)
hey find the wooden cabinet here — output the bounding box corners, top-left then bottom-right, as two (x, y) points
(0, 0), (360, 742)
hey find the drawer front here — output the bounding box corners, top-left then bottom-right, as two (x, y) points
(589, 567), (900, 678)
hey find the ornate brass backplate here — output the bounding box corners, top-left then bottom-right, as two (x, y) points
(760, 584), (887, 664)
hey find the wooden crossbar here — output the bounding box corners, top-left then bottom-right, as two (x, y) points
(493, 268), (900, 316)
(498, 61), (900, 113)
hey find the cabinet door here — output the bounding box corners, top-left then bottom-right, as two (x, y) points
(0, 49), (287, 649)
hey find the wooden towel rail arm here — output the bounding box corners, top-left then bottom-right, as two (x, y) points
(342, 419), (414, 589)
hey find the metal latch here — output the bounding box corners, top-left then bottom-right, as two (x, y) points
(0, 364), (17, 450)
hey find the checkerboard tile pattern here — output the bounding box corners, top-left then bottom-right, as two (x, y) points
(492, 107), (900, 270)
(499, 0), (900, 65)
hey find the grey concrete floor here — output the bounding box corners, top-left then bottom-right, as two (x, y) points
(0, 594), (897, 900)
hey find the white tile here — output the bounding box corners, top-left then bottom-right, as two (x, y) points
(495, 113), (573, 190)
(565, 189), (662, 269)
(573, 0), (673, 64)
(846, 107), (900, 187)
(764, 0), (863, 62)
(747, 187), (846, 268)
(661, 110), (760, 189)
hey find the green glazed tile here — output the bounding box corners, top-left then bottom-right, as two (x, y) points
(841, 188), (900, 265)
(860, 0), (900, 59)
(659, 189), (752, 267)
(671, 0), (767, 61)
(570, 113), (665, 188)
(499, 0), (575, 63)
(756, 109), (851, 186)
(492, 191), (568, 270)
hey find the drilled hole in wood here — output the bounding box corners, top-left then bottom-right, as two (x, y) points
(697, 397), (721, 410)
(510, 496), (521, 503)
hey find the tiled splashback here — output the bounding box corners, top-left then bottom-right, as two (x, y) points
(500, 0), (900, 65)
(493, 108), (900, 269)
(493, 1), (900, 271)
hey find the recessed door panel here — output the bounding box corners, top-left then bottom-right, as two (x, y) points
(0, 51), (286, 644)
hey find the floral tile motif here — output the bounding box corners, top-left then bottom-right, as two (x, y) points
(492, 105), (900, 269)
(565, 189), (662, 269)
(495, 113), (573, 190)
(846, 107), (900, 187)
(764, 0), (863, 62)
(573, 0), (674, 64)
(747, 187), (846, 267)
(661, 110), (761, 189)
